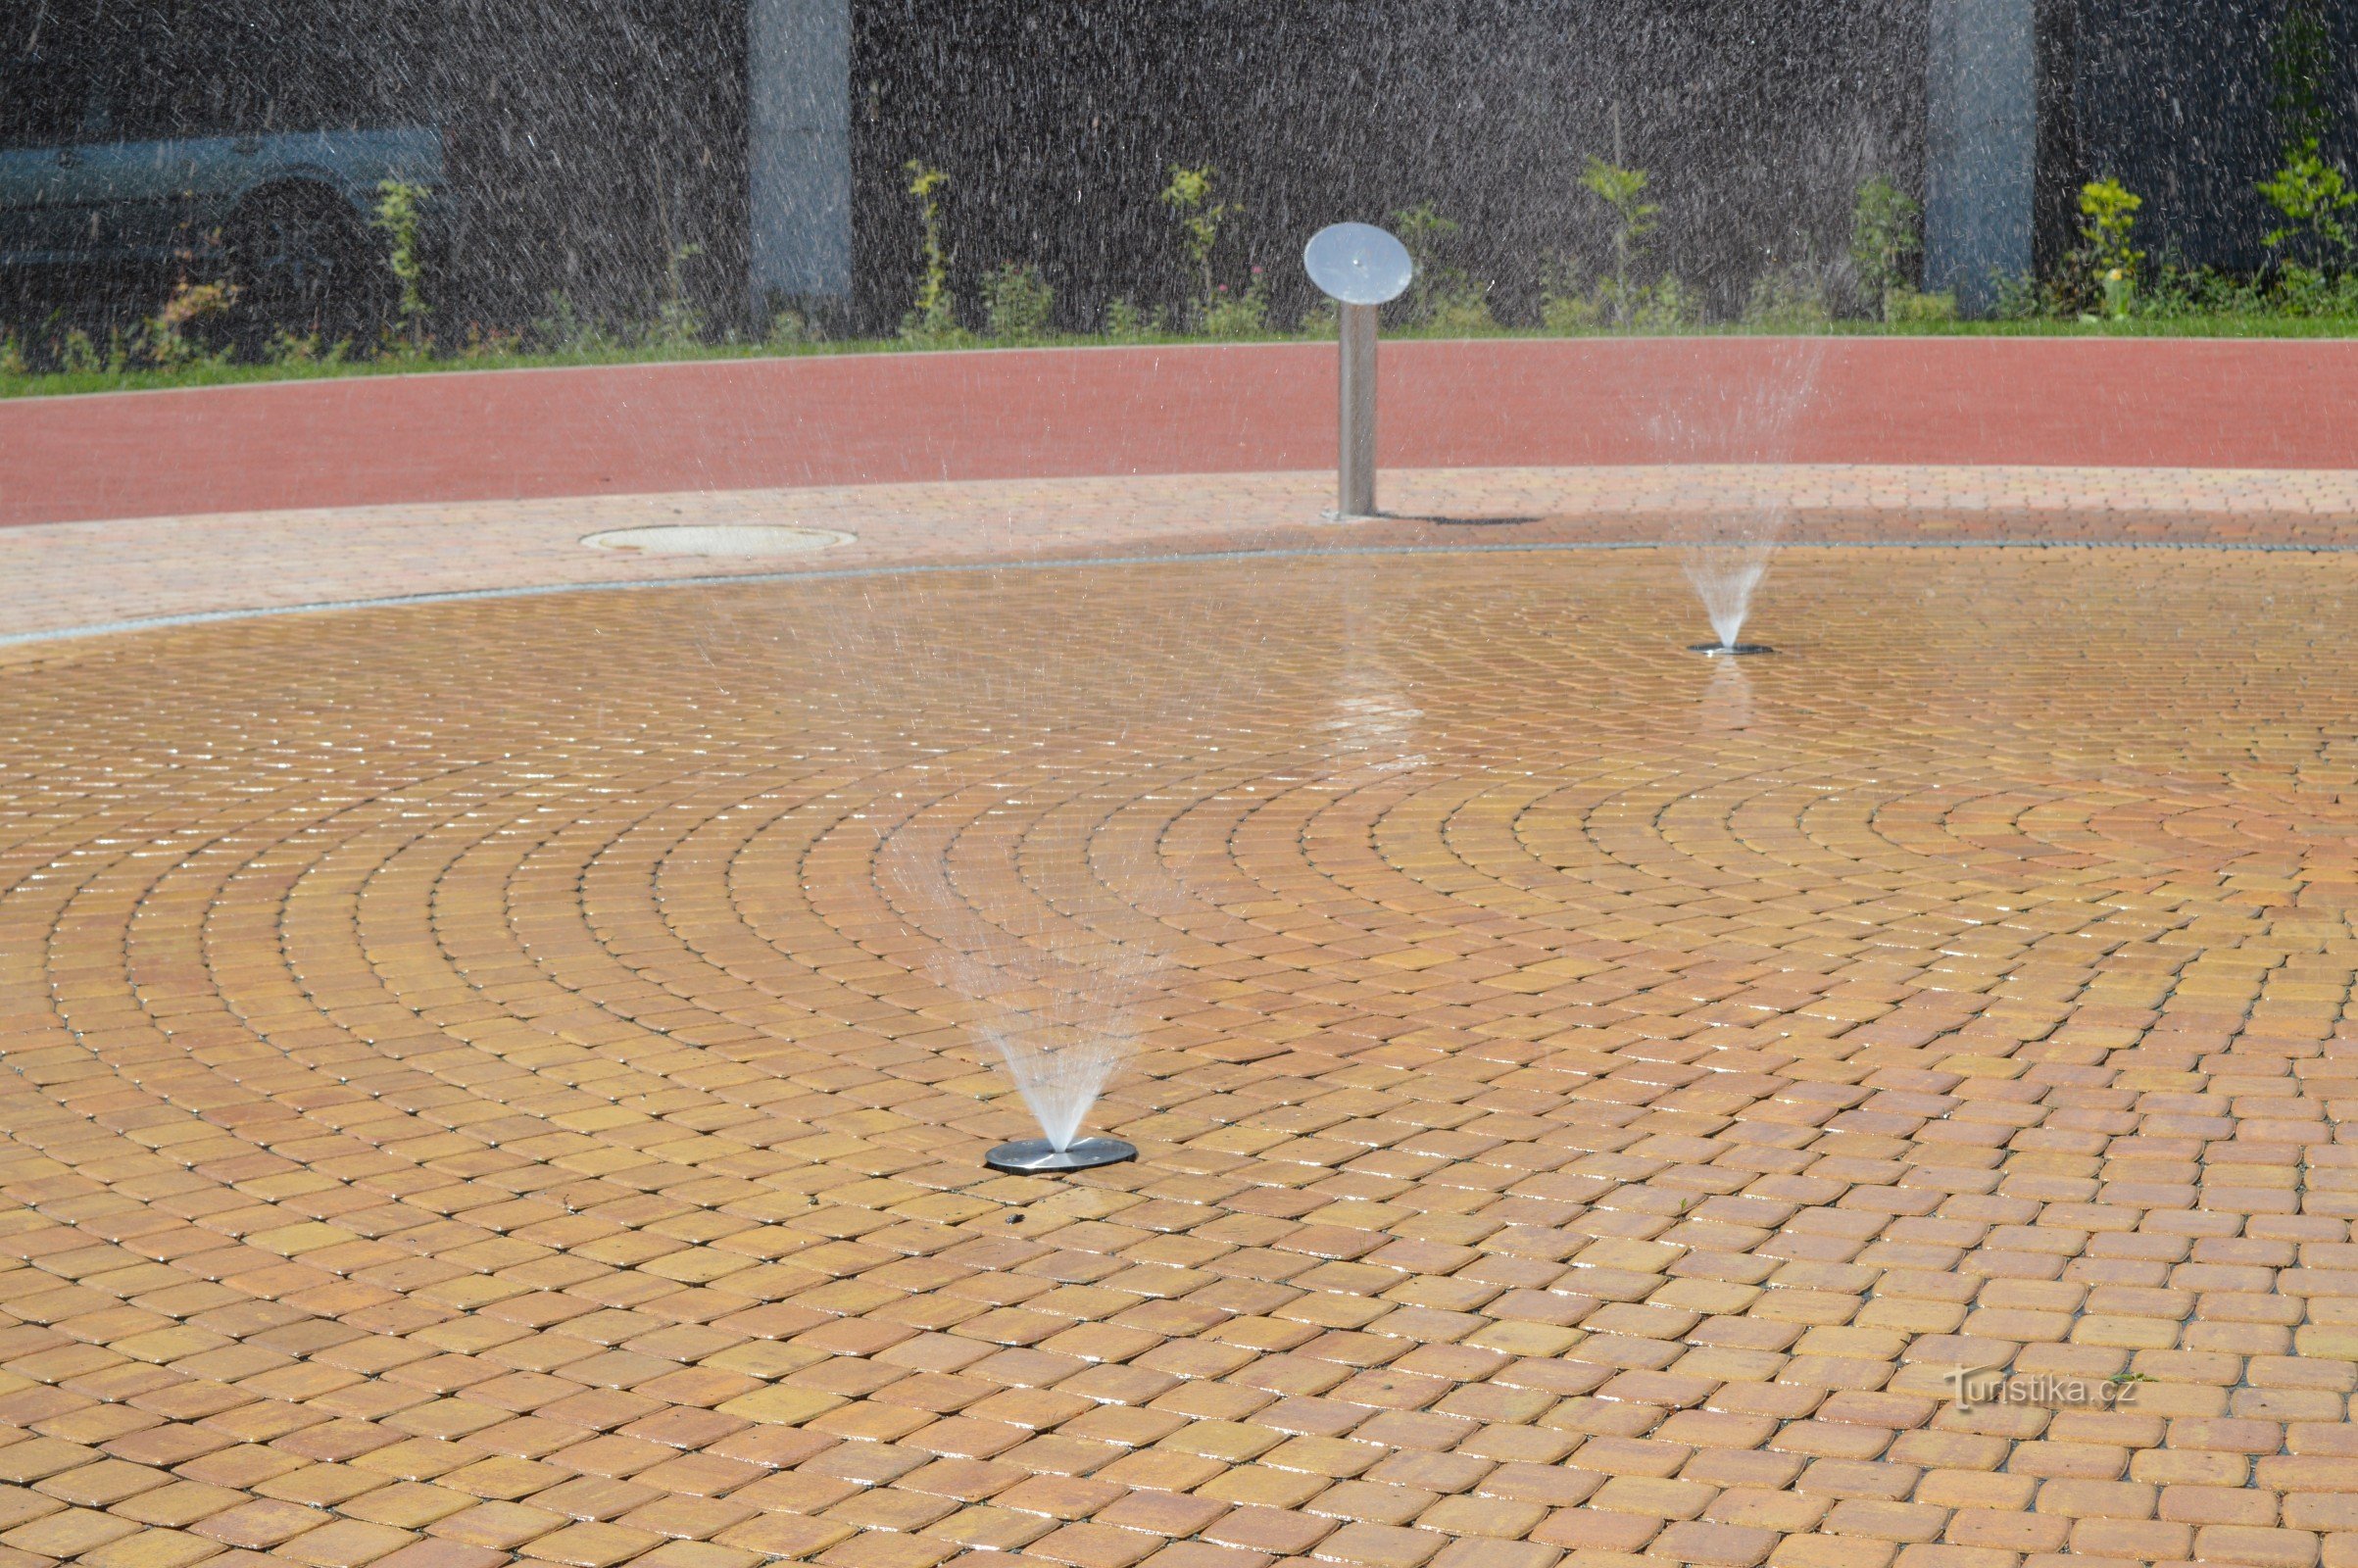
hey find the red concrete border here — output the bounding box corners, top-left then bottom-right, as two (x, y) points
(6, 336), (2357, 527)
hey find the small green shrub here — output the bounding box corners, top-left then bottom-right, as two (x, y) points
(1198, 269), (1270, 338)
(2018, 178), (2145, 319)
(900, 160), (963, 343)
(1742, 265), (1832, 331)
(1388, 203), (1488, 331)
(650, 239), (707, 351)
(1102, 296), (1159, 342)
(1991, 270), (2046, 319)
(1538, 297), (1601, 333)
(1389, 204), (1498, 334)
(1539, 256), (1690, 334)
(371, 179), (432, 348)
(1553, 159), (1690, 330)
(143, 276), (238, 366)
(2079, 178), (2144, 281)
(1160, 165), (1236, 327)
(2137, 264), (2258, 319)
(1850, 175), (1922, 320)
(1630, 275), (1695, 331)
(455, 323), (522, 361)
(1393, 204), (1456, 285)
(1884, 286), (1957, 325)
(1420, 285), (1500, 336)
(53, 326), (126, 375)
(2258, 139), (2355, 272)
(533, 290), (615, 355)
(1580, 158), (1659, 302)
(982, 263), (1055, 340)
(1539, 259), (1604, 332)
(265, 327), (321, 365)
(766, 307), (819, 348)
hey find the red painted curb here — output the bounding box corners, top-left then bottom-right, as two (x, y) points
(5, 337), (2354, 527)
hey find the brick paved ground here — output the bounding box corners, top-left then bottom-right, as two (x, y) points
(1, 474), (2356, 1568)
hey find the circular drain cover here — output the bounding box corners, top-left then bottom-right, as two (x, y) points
(583, 524), (851, 557)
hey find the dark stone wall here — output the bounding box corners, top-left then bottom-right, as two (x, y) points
(436, 0), (752, 327)
(2071, 0), (2358, 274)
(16, 0), (2352, 333)
(849, 0), (1930, 332)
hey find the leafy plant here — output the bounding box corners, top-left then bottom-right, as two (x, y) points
(901, 160), (960, 343)
(0, 334), (25, 378)
(1630, 275), (1695, 331)
(263, 331), (353, 368)
(1392, 203), (1457, 286)
(2079, 178), (2145, 281)
(1559, 159), (1689, 330)
(1991, 270), (2047, 320)
(265, 327), (321, 365)
(2030, 177), (2147, 318)
(143, 276), (238, 367)
(982, 263), (1055, 340)
(1539, 254), (1690, 334)
(766, 307), (820, 348)
(533, 290), (614, 355)
(2100, 266), (2133, 320)
(1160, 165), (1235, 322)
(2259, 139), (2356, 272)
(455, 323), (523, 362)
(2137, 262), (2265, 320)
(55, 328), (106, 375)
(1390, 203), (1498, 334)
(1850, 176), (1923, 320)
(1102, 296), (1159, 342)
(1539, 256), (1604, 332)
(651, 239), (708, 351)
(1581, 158), (1660, 307)
(1421, 286), (1500, 335)
(371, 179), (432, 349)
(1885, 286), (1958, 325)
(1198, 269), (1270, 338)
(1742, 264), (1832, 331)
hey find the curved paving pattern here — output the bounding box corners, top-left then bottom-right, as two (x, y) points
(0, 545), (2353, 1568)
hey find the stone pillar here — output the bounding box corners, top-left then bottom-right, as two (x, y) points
(1925, 0), (2037, 315)
(749, 0), (851, 302)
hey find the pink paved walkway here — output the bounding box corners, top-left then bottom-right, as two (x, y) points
(12, 339), (2358, 528)
(4, 466), (2357, 657)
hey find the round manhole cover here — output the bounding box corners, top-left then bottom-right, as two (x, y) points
(583, 524), (853, 557)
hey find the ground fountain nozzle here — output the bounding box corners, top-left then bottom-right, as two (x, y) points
(985, 1137), (1139, 1174)
(1690, 642), (1775, 656)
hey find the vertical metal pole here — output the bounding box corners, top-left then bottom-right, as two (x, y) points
(1338, 302), (1378, 518)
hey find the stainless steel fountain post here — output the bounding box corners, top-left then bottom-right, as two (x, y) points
(1303, 223), (1413, 521)
(1337, 302), (1379, 516)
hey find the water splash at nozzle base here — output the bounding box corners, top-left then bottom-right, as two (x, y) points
(985, 1137), (1138, 1174)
